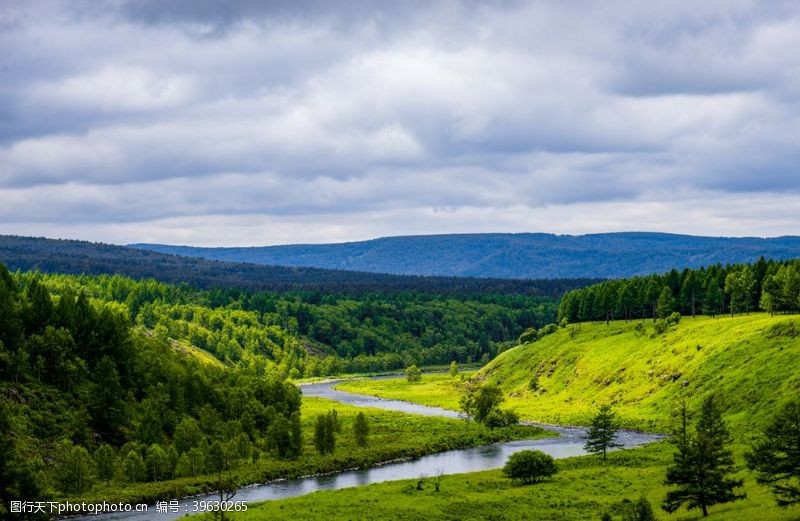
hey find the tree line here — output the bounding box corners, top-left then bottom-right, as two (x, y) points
(558, 257), (800, 324)
(24, 271), (561, 376)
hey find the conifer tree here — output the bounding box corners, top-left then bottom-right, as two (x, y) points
(583, 404), (622, 460)
(746, 400), (800, 506)
(663, 396), (744, 517)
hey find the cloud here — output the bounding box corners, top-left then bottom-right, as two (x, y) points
(1, 0), (799, 244)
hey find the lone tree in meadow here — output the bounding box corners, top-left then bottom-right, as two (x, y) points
(406, 364), (422, 382)
(584, 404), (622, 460)
(746, 399), (800, 507)
(503, 450), (558, 484)
(662, 396), (744, 517)
(353, 411), (369, 448)
(314, 410), (339, 455)
(449, 360), (458, 378)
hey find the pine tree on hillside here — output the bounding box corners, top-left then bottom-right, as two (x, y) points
(663, 396), (744, 517)
(746, 400), (800, 507)
(584, 404), (622, 460)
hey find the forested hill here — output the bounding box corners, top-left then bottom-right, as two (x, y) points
(0, 235), (593, 296)
(132, 232), (800, 279)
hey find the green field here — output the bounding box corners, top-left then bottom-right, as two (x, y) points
(339, 314), (800, 435)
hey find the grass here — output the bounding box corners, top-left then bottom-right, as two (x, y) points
(335, 371), (475, 411)
(72, 397), (547, 507)
(339, 314), (800, 436)
(217, 442), (800, 520)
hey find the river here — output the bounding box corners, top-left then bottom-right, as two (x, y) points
(71, 378), (660, 520)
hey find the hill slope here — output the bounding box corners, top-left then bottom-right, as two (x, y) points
(479, 314), (800, 432)
(132, 232), (800, 279)
(0, 235), (592, 295)
(338, 314), (800, 434)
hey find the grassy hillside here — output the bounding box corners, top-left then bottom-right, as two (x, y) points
(339, 314), (800, 434)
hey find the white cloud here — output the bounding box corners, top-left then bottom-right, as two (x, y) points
(1, 0), (799, 244)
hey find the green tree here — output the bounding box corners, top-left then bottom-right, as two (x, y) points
(502, 450), (557, 484)
(746, 399), (800, 506)
(583, 404), (622, 460)
(680, 272), (701, 317)
(53, 440), (95, 495)
(656, 287), (675, 319)
(314, 411), (338, 455)
(405, 364), (422, 382)
(174, 416), (203, 454)
(118, 450), (146, 484)
(702, 283), (723, 318)
(725, 266), (755, 316)
(459, 383), (504, 423)
(449, 360), (458, 378)
(145, 444), (170, 482)
(662, 396), (744, 517)
(93, 444), (117, 482)
(353, 412), (369, 447)
(266, 415), (296, 459)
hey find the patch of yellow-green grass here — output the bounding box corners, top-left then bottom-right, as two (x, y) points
(217, 442), (798, 521)
(333, 315), (800, 437)
(169, 338), (226, 368)
(334, 371), (475, 411)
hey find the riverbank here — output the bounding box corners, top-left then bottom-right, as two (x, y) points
(64, 394), (546, 516)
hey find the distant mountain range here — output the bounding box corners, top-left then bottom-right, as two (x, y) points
(0, 235), (589, 295)
(131, 232), (800, 279)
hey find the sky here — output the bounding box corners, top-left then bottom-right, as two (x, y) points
(1, 0), (799, 246)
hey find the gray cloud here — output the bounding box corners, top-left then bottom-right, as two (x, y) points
(1, 0), (799, 245)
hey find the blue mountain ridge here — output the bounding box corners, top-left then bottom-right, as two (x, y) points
(130, 232), (800, 279)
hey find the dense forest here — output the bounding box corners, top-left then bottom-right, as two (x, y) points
(0, 263), (302, 518)
(28, 271), (559, 374)
(0, 235), (595, 296)
(557, 257), (800, 324)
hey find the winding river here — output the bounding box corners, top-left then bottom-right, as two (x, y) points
(72, 378), (660, 520)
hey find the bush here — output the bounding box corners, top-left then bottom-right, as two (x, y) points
(405, 365), (422, 382)
(654, 312), (681, 335)
(518, 327), (538, 344)
(621, 495), (655, 521)
(539, 323), (558, 337)
(528, 376), (539, 392)
(484, 409), (519, 429)
(502, 450), (557, 484)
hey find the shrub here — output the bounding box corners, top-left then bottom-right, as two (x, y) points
(502, 450), (557, 484)
(484, 408), (519, 429)
(539, 323), (558, 337)
(621, 495), (656, 521)
(528, 376), (540, 392)
(518, 327), (538, 344)
(405, 365), (422, 382)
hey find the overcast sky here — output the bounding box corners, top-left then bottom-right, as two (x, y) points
(1, 1), (799, 246)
